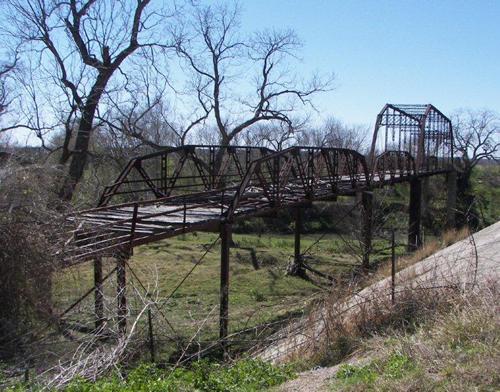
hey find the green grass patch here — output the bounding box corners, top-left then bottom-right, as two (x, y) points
(52, 232), (358, 360)
(333, 353), (415, 389)
(5, 359), (295, 392)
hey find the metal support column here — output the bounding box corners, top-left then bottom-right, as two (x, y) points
(361, 191), (373, 269)
(421, 176), (431, 227)
(219, 223), (231, 358)
(287, 207), (305, 277)
(116, 252), (127, 336)
(446, 171), (457, 229)
(94, 257), (104, 332)
(294, 207), (302, 271)
(408, 178), (422, 251)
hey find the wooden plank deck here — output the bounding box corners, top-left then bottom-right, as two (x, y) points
(62, 170), (449, 264)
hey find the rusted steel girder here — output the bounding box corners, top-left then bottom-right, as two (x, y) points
(408, 178), (423, 251)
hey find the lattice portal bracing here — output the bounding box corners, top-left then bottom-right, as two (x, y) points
(370, 104), (453, 173)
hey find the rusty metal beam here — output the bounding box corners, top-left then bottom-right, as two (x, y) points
(408, 178), (422, 251)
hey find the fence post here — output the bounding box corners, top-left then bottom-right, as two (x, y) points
(147, 303), (155, 362)
(446, 171), (457, 229)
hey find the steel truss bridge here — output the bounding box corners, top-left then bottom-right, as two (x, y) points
(60, 104), (457, 343)
(64, 103), (454, 263)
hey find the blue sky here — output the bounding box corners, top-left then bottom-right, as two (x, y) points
(240, 0), (500, 128)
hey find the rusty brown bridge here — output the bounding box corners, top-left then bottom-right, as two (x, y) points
(61, 104), (458, 346)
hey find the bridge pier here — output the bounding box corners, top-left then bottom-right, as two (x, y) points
(287, 207), (306, 277)
(421, 177), (431, 228)
(116, 251), (128, 336)
(408, 178), (422, 251)
(361, 191), (373, 270)
(94, 257), (104, 332)
(446, 171), (457, 229)
(219, 223), (231, 358)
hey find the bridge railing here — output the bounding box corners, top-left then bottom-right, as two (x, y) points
(68, 186), (239, 262)
(98, 145), (273, 206)
(371, 150), (416, 184)
(226, 146), (370, 220)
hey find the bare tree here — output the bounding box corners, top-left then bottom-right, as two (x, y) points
(173, 3), (332, 150)
(241, 122), (301, 150)
(0, 58), (17, 120)
(95, 60), (202, 149)
(452, 109), (499, 181)
(451, 109), (499, 226)
(0, 55), (40, 138)
(3, 0), (177, 200)
(298, 117), (369, 151)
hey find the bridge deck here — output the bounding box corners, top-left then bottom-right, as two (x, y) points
(63, 170), (450, 264)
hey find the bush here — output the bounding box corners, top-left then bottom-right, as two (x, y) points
(0, 162), (69, 359)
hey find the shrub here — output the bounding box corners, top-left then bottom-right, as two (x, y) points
(0, 162), (69, 359)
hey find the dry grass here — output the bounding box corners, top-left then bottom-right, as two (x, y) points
(263, 226), (486, 368)
(298, 282), (465, 368)
(368, 227), (470, 286)
(328, 284), (500, 391)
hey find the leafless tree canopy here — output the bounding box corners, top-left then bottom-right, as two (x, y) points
(0, 58), (16, 119)
(173, 3), (333, 147)
(452, 109), (499, 174)
(0, 1), (333, 201)
(298, 117), (369, 152)
(2, 0), (179, 199)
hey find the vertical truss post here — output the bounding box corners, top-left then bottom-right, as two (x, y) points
(361, 191), (373, 270)
(116, 250), (128, 336)
(408, 178), (422, 251)
(446, 171), (457, 229)
(219, 223), (231, 359)
(94, 257), (104, 332)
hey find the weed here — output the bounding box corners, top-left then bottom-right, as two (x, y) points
(250, 288), (266, 302)
(383, 352), (414, 379)
(336, 362), (378, 385)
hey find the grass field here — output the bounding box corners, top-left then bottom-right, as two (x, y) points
(52, 231), (400, 359)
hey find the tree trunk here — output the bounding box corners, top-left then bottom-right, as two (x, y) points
(58, 72), (111, 201)
(456, 170), (479, 229)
